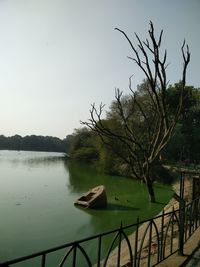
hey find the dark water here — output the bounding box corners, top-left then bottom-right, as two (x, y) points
(0, 150), (173, 266)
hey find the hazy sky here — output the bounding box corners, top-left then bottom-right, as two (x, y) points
(0, 0), (199, 139)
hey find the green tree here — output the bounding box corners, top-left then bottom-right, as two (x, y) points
(165, 84), (200, 161)
(69, 128), (99, 162)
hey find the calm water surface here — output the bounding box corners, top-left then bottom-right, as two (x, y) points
(0, 150), (173, 265)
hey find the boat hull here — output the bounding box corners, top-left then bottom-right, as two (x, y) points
(74, 185), (107, 209)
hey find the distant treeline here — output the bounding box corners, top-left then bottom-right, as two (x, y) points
(0, 134), (72, 153)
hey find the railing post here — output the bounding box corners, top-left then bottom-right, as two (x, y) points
(147, 220), (153, 267)
(134, 217), (139, 267)
(160, 209), (164, 261)
(178, 198), (185, 256)
(170, 207), (175, 254)
(97, 235), (102, 267)
(117, 222), (123, 267)
(72, 243), (77, 267)
(41, 254), (46, 267)
(194, 199), (198, 229)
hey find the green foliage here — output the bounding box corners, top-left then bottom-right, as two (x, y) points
(164, 83), (200, 161)
(71, 147), (99, 162)
(71, 81), (200, 178)
(69, 128), (99, 162)
(163, 124), (185, 161)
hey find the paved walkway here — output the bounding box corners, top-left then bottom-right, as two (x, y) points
(157, 227), (200, 267)
(185, 245), (200, 267)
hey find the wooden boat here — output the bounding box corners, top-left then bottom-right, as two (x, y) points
(74, 185), (107, 208)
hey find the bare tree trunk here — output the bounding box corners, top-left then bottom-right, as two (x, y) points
(146, 178), (156, 203)
(143, 161), (156, 202)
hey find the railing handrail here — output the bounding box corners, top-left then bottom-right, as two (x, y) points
(1, 196), (200, 267)
(0, 208), (180, 265)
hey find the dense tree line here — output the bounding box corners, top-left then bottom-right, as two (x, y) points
(0, 134), (70, 153)
(69, 82), (200, 177)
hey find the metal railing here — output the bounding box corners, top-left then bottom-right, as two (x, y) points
(0, 197), (200, 267)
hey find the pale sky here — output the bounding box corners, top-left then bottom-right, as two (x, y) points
(0, 0), (199, 139)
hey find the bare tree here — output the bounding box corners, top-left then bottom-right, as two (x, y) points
(81, 22), (190, 202)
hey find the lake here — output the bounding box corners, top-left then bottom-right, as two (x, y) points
(0, 150), (173, 266)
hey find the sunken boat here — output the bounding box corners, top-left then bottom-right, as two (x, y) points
(74, 185), (107, 209)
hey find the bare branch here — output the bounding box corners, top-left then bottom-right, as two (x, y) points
(82, 22), (190, 202)
(158, 30), (163, 47)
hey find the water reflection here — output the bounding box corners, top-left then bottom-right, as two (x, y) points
(104, 203), (140, 211)
(0, 150), (173, 265)
(76, 203), (139, 213)
(64, 161), (102, 193)
(0, 150), (66, 168)
(22, 155), (65, 167)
